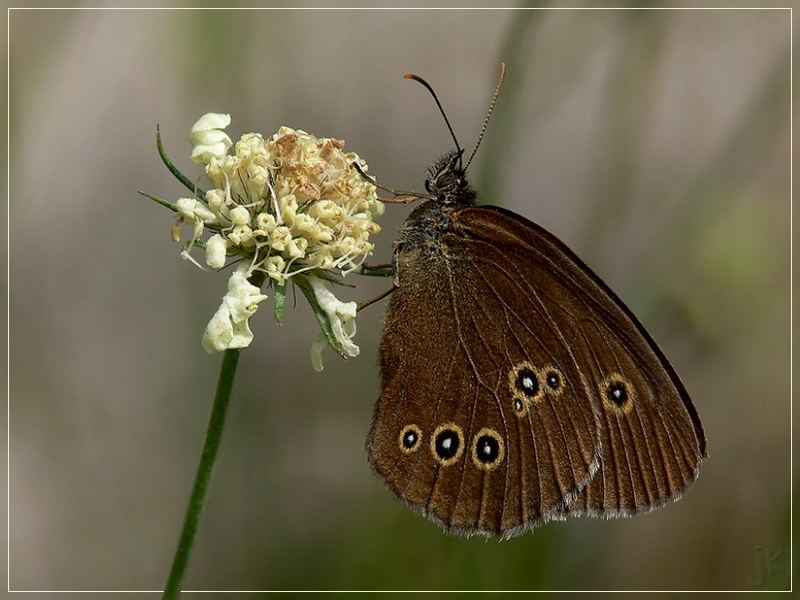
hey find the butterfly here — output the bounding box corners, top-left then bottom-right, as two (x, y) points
(364, 64), (706, 538)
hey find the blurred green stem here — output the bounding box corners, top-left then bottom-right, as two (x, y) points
(163, 347), (241, 599)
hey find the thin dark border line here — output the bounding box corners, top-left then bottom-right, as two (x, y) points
(5, 4), (793, 595)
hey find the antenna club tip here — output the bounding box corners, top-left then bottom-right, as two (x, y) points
(403, 73), (414, 79)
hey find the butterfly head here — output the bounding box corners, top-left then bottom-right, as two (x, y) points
(424, 149), (476, 205)
(408, 65), (506, 207)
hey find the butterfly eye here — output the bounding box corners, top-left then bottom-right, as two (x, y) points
(431, 423), (465, 466)
(398, 424), (422, 454)
(603, 373), (634, 414)
(436, 171), (456, 189)
(471, 428), (505, 471)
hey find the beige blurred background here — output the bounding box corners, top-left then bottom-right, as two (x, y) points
(6, 3), (792, 593)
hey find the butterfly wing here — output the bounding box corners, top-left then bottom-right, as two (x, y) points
(449, 206), (706, 520)
(369, 204), (706, 536)
(368, 213), (604, 537)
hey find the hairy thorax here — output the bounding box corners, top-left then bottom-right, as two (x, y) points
(392, 200), (455, 284)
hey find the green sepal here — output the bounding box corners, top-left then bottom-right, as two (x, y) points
(311, 269), (356, 288)
(294, 275), (343, 356)
(156, 125), (207, 204)
(274, 282), (286, 325)
(139, 191), (178, 213)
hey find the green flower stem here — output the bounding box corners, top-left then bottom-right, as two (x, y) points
(162, 272), (263, 599)
(163, 348), (240, 599)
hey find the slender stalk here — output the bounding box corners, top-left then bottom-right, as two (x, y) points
(163, 348), (241, 599)
(157, 125), (207, 203)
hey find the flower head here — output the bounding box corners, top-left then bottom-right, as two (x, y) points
(154, 114), (385, 362)
(196, 124), (382, 283)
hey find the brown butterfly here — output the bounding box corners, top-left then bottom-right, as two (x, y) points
(364, 64), (706, 538)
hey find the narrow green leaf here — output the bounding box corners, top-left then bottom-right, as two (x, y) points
(156, 125), (207, 204)
(294, 275), (342, 355)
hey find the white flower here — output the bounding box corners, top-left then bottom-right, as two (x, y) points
(308, 276), (359, 371)
(190, 113), (232, 164)
(263, 256), (286, 282)
(228, 225), (254, 247)
(286, 237), (308, 259)
(176, 197), (216, 224)
(206, 188), (228, 218)
(254, 212), (277, 234)
(201, 266), (268, 353)
(205, 234), (228, 269)
(229, 206), (251, 226)
(155, 115), (384, 363)
(175, 197), (218, 244)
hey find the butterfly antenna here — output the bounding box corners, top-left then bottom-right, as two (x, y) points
(465, 62), (506, 170)
(404, 72), (462, 156)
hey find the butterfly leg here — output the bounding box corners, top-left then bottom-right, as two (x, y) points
(356, 286), (396, 312)
(351, 162), (433, 204)
(359, 262), (393, 273)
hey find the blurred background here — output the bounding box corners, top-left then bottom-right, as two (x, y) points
(6, 2), (792, 593)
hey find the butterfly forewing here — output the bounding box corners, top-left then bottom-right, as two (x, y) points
(369, 227), (603, 536)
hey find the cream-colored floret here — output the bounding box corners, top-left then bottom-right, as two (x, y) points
(190, 113), (232, 164)
(205, 234), (228, 269)
(201, 266), (269, 353)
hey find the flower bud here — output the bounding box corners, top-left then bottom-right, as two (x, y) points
(229, 206), (251, 227)
(205, 234), (228, 269)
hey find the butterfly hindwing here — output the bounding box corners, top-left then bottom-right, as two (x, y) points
(451, 206), (706, 519)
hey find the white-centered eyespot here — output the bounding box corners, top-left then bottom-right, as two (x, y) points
(508, 361), (546, 413)
(471, 427), (505, 471)
(430, 423), (465, 466)
(602, 373), (635, 414)
(398, 424), (422, 454)
(537, 365), (565, 398)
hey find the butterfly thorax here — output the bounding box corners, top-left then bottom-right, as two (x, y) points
(391, 151), (477, 283)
